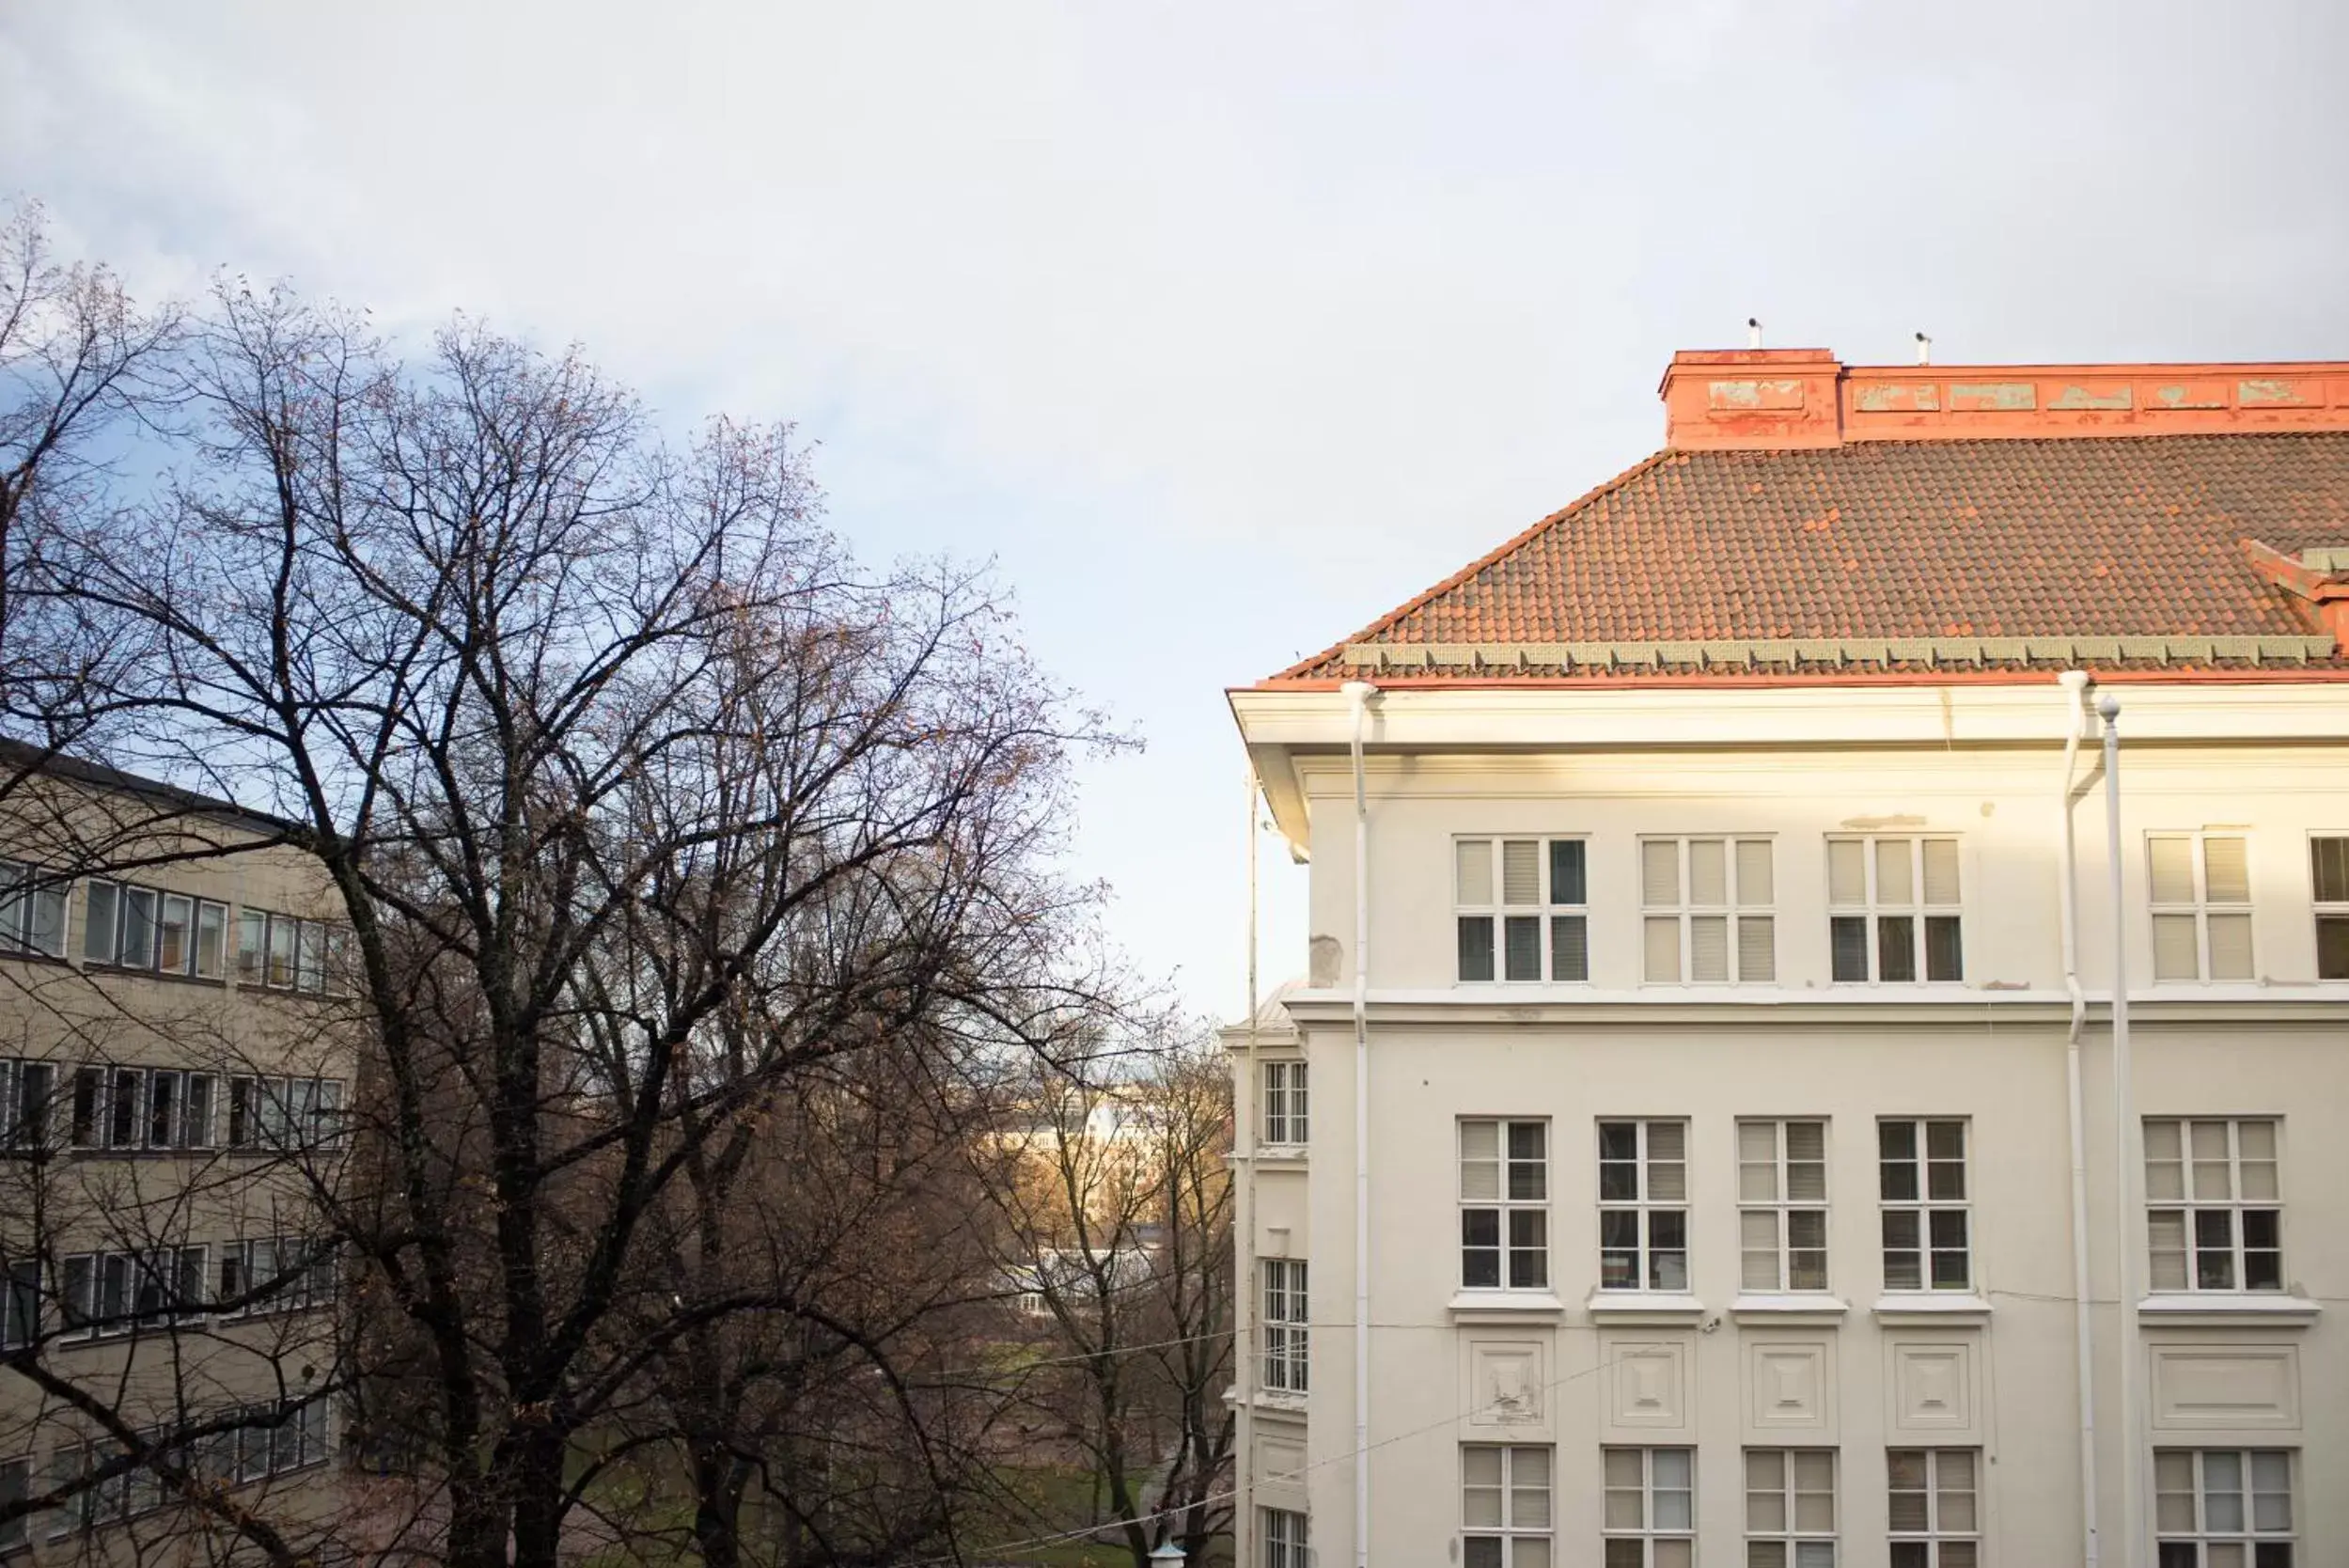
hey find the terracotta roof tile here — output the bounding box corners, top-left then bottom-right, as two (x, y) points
(1268, 434), (2349, 683)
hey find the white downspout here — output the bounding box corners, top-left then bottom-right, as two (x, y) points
(2055, 669), (2099, 1568)
(1236, 766), (1260, 1566)
(2099, 694), (2141, 1568)
(1340, 680), (1376, 1568)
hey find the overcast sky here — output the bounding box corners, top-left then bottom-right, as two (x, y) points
(8, 3), (2346, 1021)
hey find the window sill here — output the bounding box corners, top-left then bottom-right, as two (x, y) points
(1449, 1290), (1568, 1321)
(1871, 1293), (1993, 1325)
(2137, 1294), (2321, 1327)
(1253, 1144), (1309, 1166)
(1730, 1294), (1850, 1325)
(1585, 1291), (1705, 1325)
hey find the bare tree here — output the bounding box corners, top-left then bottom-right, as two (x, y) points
(5, 216), (1122, 1568)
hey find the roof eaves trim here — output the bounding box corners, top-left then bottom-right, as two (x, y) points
(1339, 635), (2339, 671)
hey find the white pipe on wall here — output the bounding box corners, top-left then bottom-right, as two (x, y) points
(1235, 765), (1260, 1565)
(2099, 693), (2141, 1568)
(1339, 680), (1377, 1568)
(2054, 669), (2100, 1568)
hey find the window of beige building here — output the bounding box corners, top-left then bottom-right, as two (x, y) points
(1746, 1449), (1836, 1566)
(1261, 1506), (1308, 1568)
(1602, 1447), (1692, 1567)
(2150, 833), (2254, 981)
(1464, 1444), (1551, 1568)
(1887, 1448), (1978, 1566)
(2311, 835), (2348, 980)
(1261, 1059), (1307, 1145)
(1462, 1119), (1547, 1289)
(0, 1454), (28, 1552)
(2146, 1118), (2281, 1292)
(1739, 1120), (1829, 1292)
(1880, 1120), (1970, 1291)
(1599, 1120), (1687, 1293)
(1455, 838), (1588, 984)
(1261, 1258), (1307, 1393)
(1640, 836), (1775, 983)
(1827, 837), (1962, 984)
(0, 859), (69, 958)
(2154, 1450), (2293, 1565)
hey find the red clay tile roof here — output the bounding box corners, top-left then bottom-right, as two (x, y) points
(1268, 434), (2349, 683)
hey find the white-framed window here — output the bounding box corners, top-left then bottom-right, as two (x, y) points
(1887, 1448), (1979, 1567)
(4, 1059), (55, 1149)
(1463, 1443), (1552, 1568)
(2, 1259), (38, 1352)
(2155, 1450), (2294, 1565)
(1261, 1506), (1309, 1568)
(1262, 1060), (1308, 1146)
(1461, 1120), (1548, 1290)
(2308, 836), (2347, 980)
(0, 860), (69, 959)
(1828, 837), (1962, 983)
(1880, 1120), (1970, 1292)
(1642, 836), (1775, 982)
(1455, 838), (1589, 983)
(1746, 1449), (1837, 1567)
(1603, 1447), (1693, 1567)
(1739, 1120), (1829, 1292)
(1598, 1120), (1688, 1293)
(1262, 1259), (1308, 1394)
(2146, 1118), (2281, 1292)
(237, 908), (343, 993)
(2150, 833), (2254, 981)
(78, 880), (227, 979)
(226, 1074), (346, 1152)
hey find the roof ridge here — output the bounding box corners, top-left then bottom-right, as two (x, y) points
(1267, 447), (1682, 682)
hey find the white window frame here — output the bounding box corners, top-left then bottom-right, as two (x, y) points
(1887, 1448), (1980, 1567)
(2309, 834), (2347, 980)
(1879, 1119), (1971, 1293)
(2, 1259), (38, 1352)
(1640, 835), (1776, 983)
(1746, 1448), (1838, 1567)
(1460, 1119), (1548, 1292)
(1454, 837), (1589, 984)
(1827, 836), (1964, 984)
(1598, 1119), (1688, 1294)
(2155, 1449), (2294, 1564)
(1261, 1506), (1308, 1568)
(0, 1452), (29, 1553)
(1261, 1059), (1308, 1147)
(1738, 1119), (1830, 1294)
(1463, 1443), (1552, 1568)
(1602, 1446), (1693, 1566)
(1261, 1258), (1308, 1394)
(2145, 1118), (2282, 1294)
(0, 859), (69, 959)
(2149, 832), (2255, 982)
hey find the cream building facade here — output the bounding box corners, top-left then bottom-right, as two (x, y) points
(1, 745), (354, 1560)
(1227, 351), (2349, 1568)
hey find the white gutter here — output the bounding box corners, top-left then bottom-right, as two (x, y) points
(1235, 766), (1260, 1568)
(2054, 669), (2099, 1568)
(1340, 679), (1376, 1568)
(2099, 693), (2141, 1568)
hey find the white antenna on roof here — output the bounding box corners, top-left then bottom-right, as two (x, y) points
(1747, 317), (1763, 350)
(1916, 331), (1933, 366)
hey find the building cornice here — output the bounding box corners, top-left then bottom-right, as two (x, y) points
(1275, 993), (2349, 1029)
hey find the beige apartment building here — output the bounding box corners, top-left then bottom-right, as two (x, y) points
(1, 745), (354, 1560)
(1227, 350), (2349, 1568)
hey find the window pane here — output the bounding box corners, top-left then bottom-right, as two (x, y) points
(1923, 917), (1964, 981)
(1827, 841), (1865, 905)
(1504, 917), (1542, 981)
(1921, 839), (1961, 906)
(1737, 839), (1774, 904)
(1645, 917), (1682, 982)
(1737, 916), (1776, 981)
(1550, 839), (1587, 906)
(1459, 917), (1496, 981)
(2207, 914), (2253, 980)
(1551, 916), (1589, 982)
(2315, 837), (2349, 902)
(1876, 840), (1915, 904)
(196, 902), (227, 978)
(1690, 917), (1729, 983)
(158, 894), (193, 972)
(1501, 841), (1541, 905)
(1830, 917), (1868, 981)
(83, 880), (118, 963)
(1643, 840), (1680, 906)
(238, 910), (266, 980)
(1878, 916), (1917, 982)
(2204, 837), (2250, 902)
(1689, 839), (1728, 905)
(268, 915), (297, 986)
(120, 886), (156, 966)
(2321, 914), (2349, 980)
(2150, 838), (2196, 904)
(1458, 840), (1495, 904)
